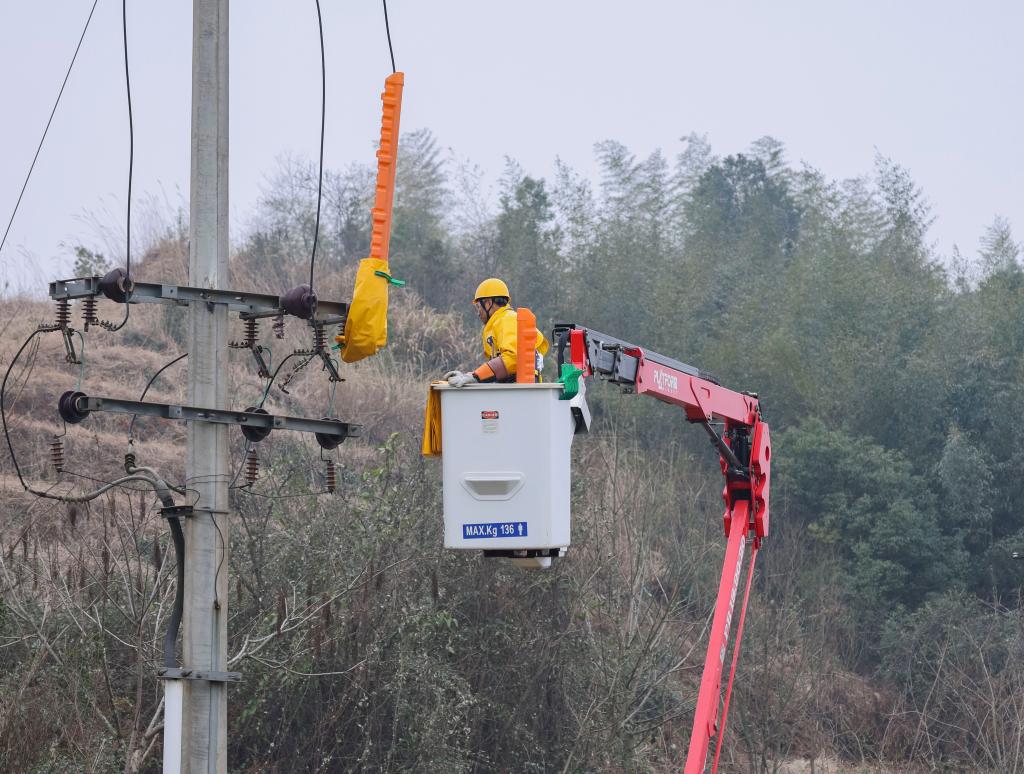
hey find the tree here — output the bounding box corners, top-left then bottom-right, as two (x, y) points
(778, 420), (959, 642)
(493, 162), (563, 322)
(978, 215), (1020, 276)
(71, 245), (110, 277)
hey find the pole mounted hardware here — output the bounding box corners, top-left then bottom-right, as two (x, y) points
(98, 267), (135, 303)
(57, 392), (360, 448)
(229, 318), (271, 378)
(49, 276), (349, 322)
(156, 668), (241, 683)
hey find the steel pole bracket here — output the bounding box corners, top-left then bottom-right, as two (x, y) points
(157, 668), (241, 683)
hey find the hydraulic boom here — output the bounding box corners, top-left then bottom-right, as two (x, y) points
(554, 324), (771, 774)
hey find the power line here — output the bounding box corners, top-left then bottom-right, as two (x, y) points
(2, 330), (49, 496)
(308, 0), (327, 294)
(382, 0), (397, 73)
(122, 0), (134, 286)
(128, 352), (188, 440)
(104, 0), (135, 332)
(0, 0), (100, 257)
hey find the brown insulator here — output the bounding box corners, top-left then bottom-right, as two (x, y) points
(55, 298), (71, 328)
(273, 312), (285, 339)
(81, 296), (98, 331)
(313, 323), (327, 354)
(244, 317), (258, 348)
(325, 458), (336, 494)
(49, 436), (65, 473)
(231, 317), (260, 349)
(244, 447), (259, 485)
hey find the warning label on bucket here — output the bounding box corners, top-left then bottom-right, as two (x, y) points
(481, 410), (500, 434)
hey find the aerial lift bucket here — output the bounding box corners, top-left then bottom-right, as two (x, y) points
(433, 377), (589, 569)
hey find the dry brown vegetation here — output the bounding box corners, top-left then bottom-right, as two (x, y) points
(4, 126), (1024, 772)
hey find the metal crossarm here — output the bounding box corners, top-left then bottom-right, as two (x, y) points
(62, 393), (360, 441)
(49, 276), (349, 321)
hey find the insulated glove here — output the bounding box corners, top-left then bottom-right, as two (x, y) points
(445, 370), (476, 388)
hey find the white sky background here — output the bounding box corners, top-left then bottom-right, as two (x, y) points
(0, 0), (1021, 293)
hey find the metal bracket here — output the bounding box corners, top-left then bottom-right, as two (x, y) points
(60, 393), (361, 442)
(49, 276), (348, 322)
(160, 505), (194, 520)
(156, 667), (241, 682)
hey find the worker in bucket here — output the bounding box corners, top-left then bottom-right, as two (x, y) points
(445, 278), (549, 386)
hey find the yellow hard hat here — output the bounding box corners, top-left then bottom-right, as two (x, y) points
(473, 278), (510, 302)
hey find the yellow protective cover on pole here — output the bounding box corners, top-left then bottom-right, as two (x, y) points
(421, 383), (443, 457)
(339, 71), (404, 364)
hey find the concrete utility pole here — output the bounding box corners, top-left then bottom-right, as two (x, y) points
(180, 0), (230, 771)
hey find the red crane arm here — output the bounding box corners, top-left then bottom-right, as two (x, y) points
(555, 324), (771, 774)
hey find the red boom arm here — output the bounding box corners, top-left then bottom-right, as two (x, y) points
(560, 325), (771, 774)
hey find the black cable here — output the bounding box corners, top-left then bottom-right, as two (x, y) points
(103, 0), (135, 332)
(308, 0), (327, 294)
(164, 515), (185, 667)
(258, 352), (314, 408)
(2, 329), (51, 497)
(382, 0), (397, 73)
(228, 439), (253, 491)
(128, 353), (188, 440)
(212, 510), (227, 610)
(1, 329), (192, 504)
(0, 0), (100, 257)
(221, 351), (314, 491)
(65, 469), (198, 503)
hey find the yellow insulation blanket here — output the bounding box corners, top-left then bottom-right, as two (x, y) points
(421, 383), (444, 457)
(340, 257), (390, 364)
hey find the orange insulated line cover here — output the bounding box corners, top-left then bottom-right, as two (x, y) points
(516, 307), (538, 383)
(370, 71), (404, 262)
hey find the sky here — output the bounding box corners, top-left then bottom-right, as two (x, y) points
(0, 0), (1021, 293)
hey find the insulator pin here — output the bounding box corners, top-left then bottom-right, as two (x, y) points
(313, 323), (327, 354)
(244, 447), (259, 485)
(81, 296), (98, 331)
(49, 436), (65, 473)
(231, 317), (260, 349)
(55, 298), (71, 328)
(245, 317), (258, 347)
(324, 458), (336, 494)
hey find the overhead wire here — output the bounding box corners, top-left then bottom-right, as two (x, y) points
(228, 350), (315, 492)
(2, 329), (51, 497)
(128, 352), (188, 440)
(0, 0), (100, 257)
(103, 0), (135, 332)
(307, 0), (327, 295)
(382, 0), (397, 73)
